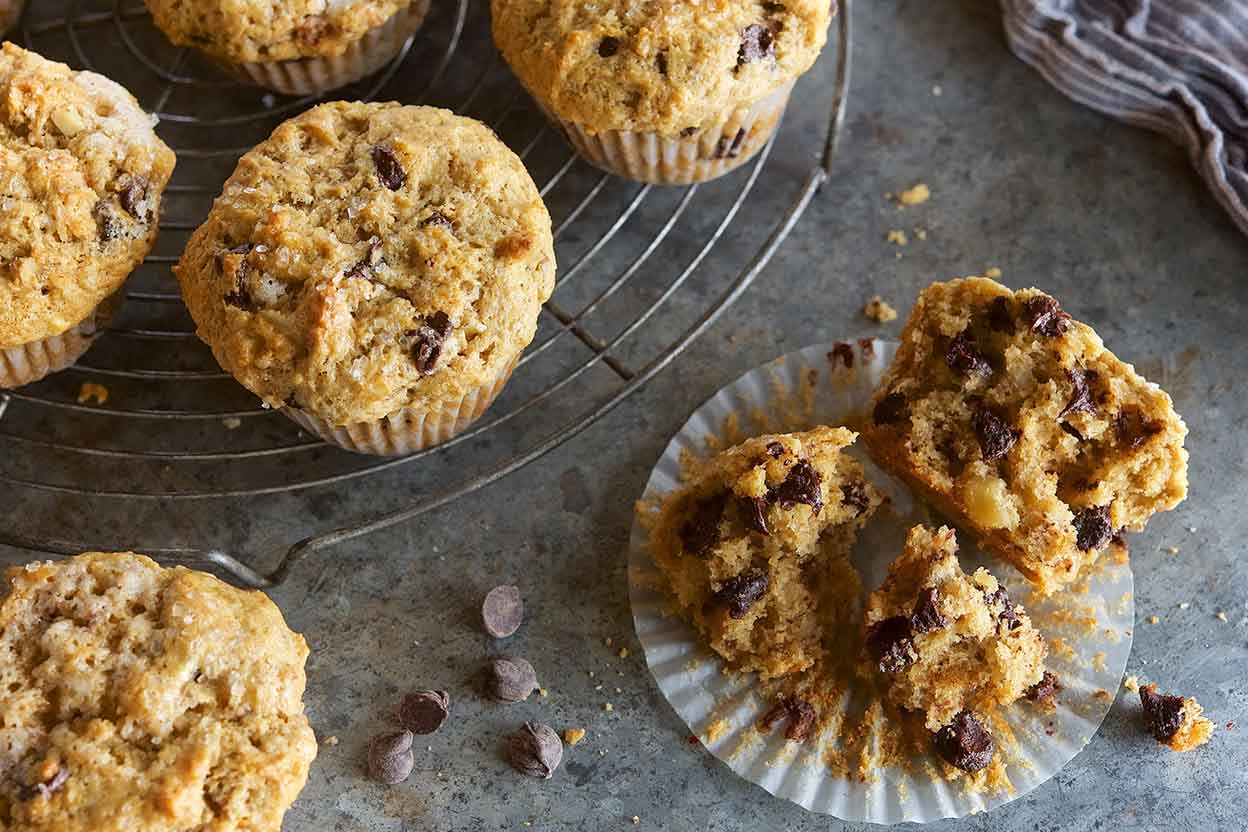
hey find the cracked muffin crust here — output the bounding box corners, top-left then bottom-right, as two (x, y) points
(648, 426), (882, 679)
(862, 525), (1047, 754)
(176, 102), (555, 429)
(0, 552), (317, 832)
(0, 43), (174, 349)
(862, 277), (1188, 594)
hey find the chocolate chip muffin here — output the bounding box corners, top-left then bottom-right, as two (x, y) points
(492, 0), (835, 184)
(648, 426), (882, 679)
(862, 525), (1048, 772)
(143, 0), (431, 96)
(0, 552), (317, 831)
(176, 102), (556, 455)
(0, 44), (175, 389)
(862, 277), (1189, 594)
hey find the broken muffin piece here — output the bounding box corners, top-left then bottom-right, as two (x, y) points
(862, 525), (1047, 768)
(649, 426), (882, 679)
(1139, 683), (1214, 752)
(862, 277), (1188, 593)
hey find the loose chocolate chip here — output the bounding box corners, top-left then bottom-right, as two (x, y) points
(482, 585), (524, 638)
(867, 616), (915, 673)
(679, 492), (727, 558)
(1023, 295), (1071, 338)
(983, 586), (1021, 630)
(738, 23), (776, 65)
(1060, 422), (1085, 441)
(972, 406), (1019, 461)
(505, 722), (563, 779)
(368, 730), (415, 784)
(119, 177), (150, 221)
(759, 696), (817, 742)
(93, 201), (124, 242)
(840, 482), (871, 516)
(399, 689), (450, 734)
(712, 568), (768, 619)
(372, 145), (407, 191)
(934, 711), (995, 772)
(872, 392), (908, 426)
(1140, 684), (1186, 742)
(910, 588), (947, 634)
(488, 657), (540, 703)
(713, 128), (747, 159)
(766, 441), (784, 458)
(828, 342), (854, 369)
(656, 51), (668, 76)
(1115, 407), (1163, 449)
(738, 495), (770, 535)
(1025, 671), (1061, 704)
(422, 211), (453, 230)
(410, 312), (452, 374)
(1072, 504), (1113, 552)
(987, 296), (1015, 333)
(945, 332), (992, 377)
(598, 36), (620, 57)
(768, 460), (824, 515)
(1058, 368), (1095, 419)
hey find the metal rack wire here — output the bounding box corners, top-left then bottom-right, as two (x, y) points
(0, 0), (853, 587)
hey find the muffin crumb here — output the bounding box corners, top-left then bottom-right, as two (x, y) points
(863, 296), (899, 323)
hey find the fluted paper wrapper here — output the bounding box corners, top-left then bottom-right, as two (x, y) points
(628, 340), (1134, 823)
(0, 291), (122, 389)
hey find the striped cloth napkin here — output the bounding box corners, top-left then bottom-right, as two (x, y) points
(1002, 0), (1248, 235)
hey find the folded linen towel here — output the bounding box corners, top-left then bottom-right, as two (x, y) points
(1002, 0), (1248, 236)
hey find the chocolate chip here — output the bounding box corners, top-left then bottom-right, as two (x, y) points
(829, 342), (854, 369)
(988, 296), (1015, 333)
(1026, 671), (1061, 704)
(656, 51), (668, 75)
(759, 696), (817, 742)
(766, 441), (784, 458)
(712, 568), (768, 619)
(411, 311), (452, 374)
(768, 460), (823, 515)
(422, 211), (453, 230)
(679, 492), (727, 558)
(505, 722), (563, 779)
(399, 690), (450, 734)
(866, 616), (915, 673)
(1060, 422), (1085, 441)
(713, 128), (747, 159)
(972, 406), (1019, 461)
(372, 145), (407, 191)
(487, 657), (540, 703)
(873, 392), (908, 426)
(368, 730), (415, 784)
(738, 23), (776, 65)
(738, 495), (770, 535)
(1024, 295), (1071, 338)
(910, 588), (947, 634)
(680, 126), (698, 138)
(93, 201), (124, 242)
(945, 332), (992, 377)
(118, 176), (150, 221)
(1059, 368), (1095, 419)
(1072, 504), (1113, 551)
(345, 239), (384, 281)
(1115, 407), (1163, 448)
(598, 36), (620, 57)
(983, 586), (1021, 630)
(840, 482), (870, 516)
(1140, 684), (1186, 742)
(482, 585), (524, 638)
(934, 711), (995, 772)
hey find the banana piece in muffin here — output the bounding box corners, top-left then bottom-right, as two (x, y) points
(862, 277), (1188, 594)
(649, 426), (882, 679)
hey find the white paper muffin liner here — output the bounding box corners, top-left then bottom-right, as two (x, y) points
(0, 291), (122, 389)
(0, 0), (26, 33)
(223, 0), (430, 97)
(283, 355), (518, 456)
(628, 339), (1135, 823)
(548, 82), (794, 185)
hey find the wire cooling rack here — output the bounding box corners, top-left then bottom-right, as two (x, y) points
(0, 0), (852, 587)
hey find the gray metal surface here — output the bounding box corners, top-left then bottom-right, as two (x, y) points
(4, 1), (1246, 830)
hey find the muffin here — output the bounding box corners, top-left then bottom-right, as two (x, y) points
(647, 426), (882, 679)
(492, 0), (834, 184)
(862, 277), (1189, 594)
(1, 1), (25, 33)
(0, 44), (175, 389)
(0, 552), (318, 831)
(176, 102), (556, 456)
(143, 0), (432, 96)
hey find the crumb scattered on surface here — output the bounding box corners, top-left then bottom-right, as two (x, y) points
(1178, 602), (1190, 610)
(539, 688), (548, 697)
(1216, 611), (1228, 622)
(914, 227), (928, 240)
(323, 735), (339, 746)
(704, 719), (731, 744)
(76, 382), (108, 405)
(898, 183), (931, 206)
(1167, 546), (1180, 554)
(1093, 689), (1112, 702)
(631, 817), (640, 826)
(603, 703), (614, 712)
(1124, 676), (1140, 693)
(984, 266), (1002, 279)
(564, 727), (586, 746)
(863, 296), (899, 323)
(886, 229), (908, 246)
(1093, 652), (1107, 673)
(618, 647), (630, 658)
(222, 417), (242, 429)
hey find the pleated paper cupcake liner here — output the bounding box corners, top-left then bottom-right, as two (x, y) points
(283, 355), (518, 456)
(628, 339), (1134, 823)
(223, 0), (430, 97)
(547, 82), (794, 185)
(0, 291), (122, 389)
